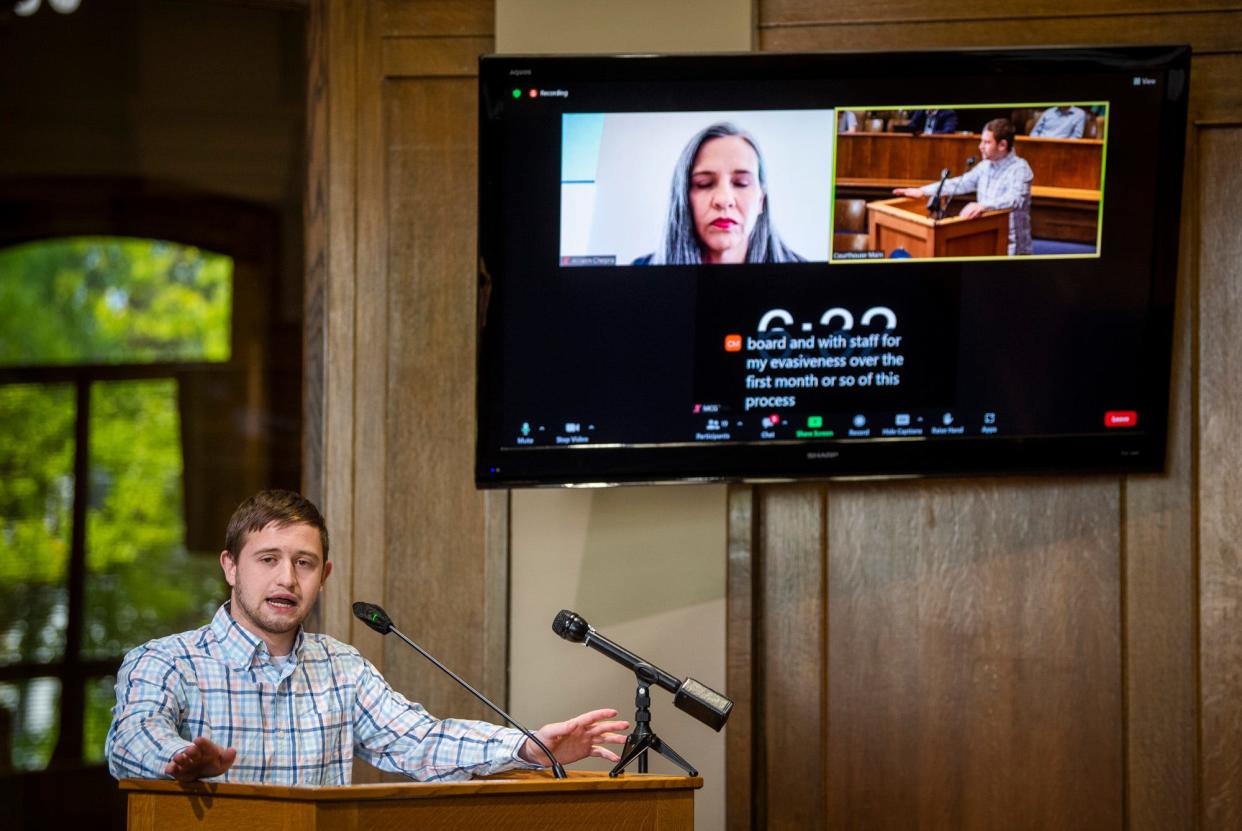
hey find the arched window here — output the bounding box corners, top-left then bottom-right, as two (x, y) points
(0, 236), (236, 770)
(0, 182), (302, 773)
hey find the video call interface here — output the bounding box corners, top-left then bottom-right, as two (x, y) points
(479, 54), (1178, 474)
(559, 103), (1107, 268)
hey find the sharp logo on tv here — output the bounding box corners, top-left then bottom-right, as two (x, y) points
(477, 46), (1189, 486)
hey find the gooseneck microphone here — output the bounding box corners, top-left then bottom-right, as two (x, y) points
(928, 167), (952, 218)
(352, 601), (566, 779)
(551, 610), (733, 731)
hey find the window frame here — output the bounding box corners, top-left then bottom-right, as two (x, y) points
(0, 178), (282, 767)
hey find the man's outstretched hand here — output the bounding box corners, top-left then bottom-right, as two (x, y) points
(164, 736), (237, 782)
(520, 708), (630, 767)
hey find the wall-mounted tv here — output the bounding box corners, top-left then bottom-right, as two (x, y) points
(476, 45), (1189, 487)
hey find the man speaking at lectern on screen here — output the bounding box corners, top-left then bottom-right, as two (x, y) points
(893, 117), (1034, 255)
(105, 489), (629, 785)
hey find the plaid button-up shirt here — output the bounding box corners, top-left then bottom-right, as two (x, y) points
(105, 603), (534, 784)
(920, 151), (1034, 255)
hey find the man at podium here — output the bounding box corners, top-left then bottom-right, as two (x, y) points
(105, 489), (629, 786)
(893, 117), (1034, 255)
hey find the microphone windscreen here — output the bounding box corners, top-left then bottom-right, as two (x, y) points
(353, 601), (393, 634)
(551, 609), (590, 643)
(674, 677), (734, 731)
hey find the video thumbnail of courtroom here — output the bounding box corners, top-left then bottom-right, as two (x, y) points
(833, 105), (1105, 260)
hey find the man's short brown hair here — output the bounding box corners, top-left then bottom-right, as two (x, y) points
(223, 490), (329, 561)
(984, 117), (1016, 152)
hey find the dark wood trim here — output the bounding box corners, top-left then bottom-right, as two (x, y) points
(0, 363), (235, 384)
(0, 659), (123, 684)
(350, 0), (389, 674)
(725, 484), (757, 831)
(50, 379), (90, 764)
(302, 0), (329, 516)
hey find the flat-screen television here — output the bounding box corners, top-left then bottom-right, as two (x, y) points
(476, 45), (1190, 487)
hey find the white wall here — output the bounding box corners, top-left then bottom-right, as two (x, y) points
(497, 5), (749, 829)
(509, 486), (729, 829)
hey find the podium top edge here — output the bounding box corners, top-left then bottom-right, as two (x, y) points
(117, 770), (703, 801)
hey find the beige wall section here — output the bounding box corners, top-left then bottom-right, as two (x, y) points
(497, 0), (753, 53)
(510, 487), (728, 830)
(496, 4), (748, 830)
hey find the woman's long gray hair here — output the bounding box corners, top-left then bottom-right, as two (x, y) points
(652, 122), (803, 265)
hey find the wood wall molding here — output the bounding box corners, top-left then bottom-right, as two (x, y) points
(305, 0), (503, 747)
(759, 0), (1241, 26)
(1197, 125), (1242, 831)
(724, 3), (1242, 829)
(380, 0), (494, 37)
(382, 37), (494, 78)
(305, 0), (363, 658)
(759, 12), (1242, 59)
(1121, 125), (1199, 829)
(725, 486), (758, 828)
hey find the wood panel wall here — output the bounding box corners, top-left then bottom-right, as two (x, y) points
(835, 133), (1105, 190)
(305, 0), (1241, 821)
(305, 0), (507, 785)
(725, 1), (1242, 829)
(1198, 125), (1242, 830)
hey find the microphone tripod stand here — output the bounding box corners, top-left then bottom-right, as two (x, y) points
(609, 665), (699, 777)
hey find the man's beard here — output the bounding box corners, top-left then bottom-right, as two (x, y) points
(234, 590), (304, 635)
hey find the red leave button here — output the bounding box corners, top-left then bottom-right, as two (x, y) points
(1104, 410), (1138, 428)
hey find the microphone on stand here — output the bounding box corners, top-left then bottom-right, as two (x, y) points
(927, 167), (951, 219)
(552, 609), (732, 731)
(352, 601), (566, 779)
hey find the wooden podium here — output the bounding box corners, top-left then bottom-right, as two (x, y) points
(866, 196), (1010, 258)
(118, 770), (701, 830)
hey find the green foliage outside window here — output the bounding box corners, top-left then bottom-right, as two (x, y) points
(85, 380), (224, 660)
(0, 237), (233, 770)
(0, 236), (232, 367)
(0, 384), (74, 665)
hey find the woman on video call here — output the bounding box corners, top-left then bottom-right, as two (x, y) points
(634, 122), (804, 265)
